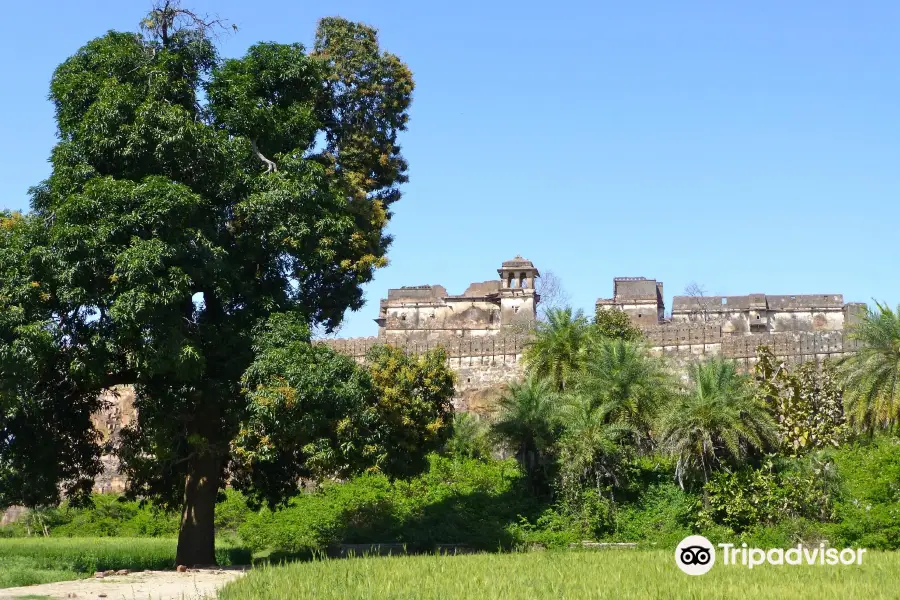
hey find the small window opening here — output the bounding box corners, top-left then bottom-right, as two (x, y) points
(520, 272), (527, 288)
(722, 298), (727, 305)
(514, 306), (520, 314)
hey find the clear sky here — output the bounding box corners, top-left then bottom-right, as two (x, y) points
(2, 1), (898, 338)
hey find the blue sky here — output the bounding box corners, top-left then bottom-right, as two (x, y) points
(2, 1), (898, 338)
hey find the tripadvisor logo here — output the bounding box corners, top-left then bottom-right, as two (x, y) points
(675, 536), (867, 575)
(675, 535), (716, 575)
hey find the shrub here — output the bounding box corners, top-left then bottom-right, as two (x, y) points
(613, 481), (697, 547)
(239, 454), (537, 554)
(826, 437), (900, 549)
(444, 412), (493, 461)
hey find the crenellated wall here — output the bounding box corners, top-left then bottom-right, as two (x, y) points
(321, 326), (861, 412)
(320, 334), (531, 413)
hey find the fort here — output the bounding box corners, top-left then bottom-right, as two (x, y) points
(322, 256), (867, 413)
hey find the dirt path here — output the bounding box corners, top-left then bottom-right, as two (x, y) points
(0, 567), (247, 600)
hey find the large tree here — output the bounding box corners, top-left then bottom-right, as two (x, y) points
(0, 4), (415, 565)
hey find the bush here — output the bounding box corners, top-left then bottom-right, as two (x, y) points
(826, 437), (900, 549)
(699, 454), (840, 533)
(0, 491), (252, 540)
(239, 454), (538, 554)
(613, 481), (697, 547)
(443, 413), (493, 461)
(740, 518), (830, 548)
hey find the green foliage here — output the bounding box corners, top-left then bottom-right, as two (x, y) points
(0, 209), (105, 509)
(230, 313), (383, 508)
(755, 346), (846, 455)
(826, 437), (900, 549)
(523, 308), (590, 392)
(657, 358), (777, 488)
(838, 302), (900, 434)
(0, 7), (415, 564)
(232, 321), (454, 510)
(365, 345), (456, 477)
(444, 413), (493, 461)
(492, 377), (560, 493)
(573, 338), (672, 449)
(552, 394), (628, 536)
(36, 495), (178, 538)
(593, 307), (643, 341)
(612, 480), (698, 547)
(312, 18), (414, 207)
(0, 491), (254, 540)
(699, 457), (837, 533)
(238, 454), (535, 554)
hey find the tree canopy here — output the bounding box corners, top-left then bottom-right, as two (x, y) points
(0, 6), (420, 565)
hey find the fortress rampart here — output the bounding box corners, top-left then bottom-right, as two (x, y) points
(321, 325), (861, 411)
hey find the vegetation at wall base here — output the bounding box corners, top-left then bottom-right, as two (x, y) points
(4, 435), (900, 557)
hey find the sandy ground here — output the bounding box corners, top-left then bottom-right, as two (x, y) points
(0, 567), (247, 600)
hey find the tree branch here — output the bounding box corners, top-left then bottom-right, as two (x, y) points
(251, 140), (277, 173)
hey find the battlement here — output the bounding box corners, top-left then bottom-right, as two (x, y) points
(320, 334), (532, 361)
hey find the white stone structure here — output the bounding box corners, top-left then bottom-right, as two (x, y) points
(374, 256), (540, 341)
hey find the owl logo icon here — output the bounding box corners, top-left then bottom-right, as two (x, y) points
(675, 535), (716, 575)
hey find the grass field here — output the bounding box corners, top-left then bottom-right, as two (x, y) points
(218, 550), (900, 600)
(0, 538), (251, 589)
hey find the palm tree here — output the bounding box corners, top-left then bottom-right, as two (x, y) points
(656, 358), (776, 489)
(838, 302), (900, 434)
(555, 394), (631, 499)
(523, 307), (590, 392)
(572, 338), (672, 450)
(492, 376), (559, 491)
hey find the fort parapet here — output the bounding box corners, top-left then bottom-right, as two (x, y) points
(321, 327), (860, 411)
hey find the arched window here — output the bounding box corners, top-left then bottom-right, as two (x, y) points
(507, 273), (514, 289)
(520, 272), (527, 288)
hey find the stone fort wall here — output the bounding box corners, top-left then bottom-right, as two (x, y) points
(320, 326), (861, 411)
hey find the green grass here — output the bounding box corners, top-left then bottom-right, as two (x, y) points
(219, 550), (900, 600)
(0, 537), (251, 589)
(0, 554), (83, 589)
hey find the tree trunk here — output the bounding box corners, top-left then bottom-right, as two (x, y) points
(175, 453), (219, 566)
